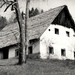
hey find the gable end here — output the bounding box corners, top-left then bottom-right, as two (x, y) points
(52, 6), (75, 31)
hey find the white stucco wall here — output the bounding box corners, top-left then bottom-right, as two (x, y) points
(9, 46), (17, 58)
(40, 24), (75, 60)
(33, 41), (40, 53)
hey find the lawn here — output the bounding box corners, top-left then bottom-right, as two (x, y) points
(0, 57), (75, 75)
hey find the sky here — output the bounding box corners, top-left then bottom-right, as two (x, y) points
(0, 0), (75, 21)
(29, 0), (75, 21)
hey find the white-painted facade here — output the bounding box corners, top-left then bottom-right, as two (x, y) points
(32, 41), (40, 54)
(40, 24), (75, 60)
(9, 46), (17, 59)
(0, 46), (17, 59)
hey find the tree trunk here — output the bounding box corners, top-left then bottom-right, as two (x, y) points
(14, 0), (25, 64)
(25, 0), (30, 63)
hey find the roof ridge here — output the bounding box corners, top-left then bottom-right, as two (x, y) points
(29, 5), (67, 20)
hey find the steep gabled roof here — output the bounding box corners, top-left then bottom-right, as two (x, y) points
(0, 22), (19, 48)
(27, 5), (67, 39)
(0, 5), (74, 48)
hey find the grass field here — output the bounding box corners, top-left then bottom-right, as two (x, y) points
(0, 57), (75, 75)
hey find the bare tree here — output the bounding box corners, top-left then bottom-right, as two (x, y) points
(0, 0), (26, 65)
(25, 0), (30, 63)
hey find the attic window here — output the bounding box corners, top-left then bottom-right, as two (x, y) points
(48, 29), (50, 31)
(66, 31), (70, 37)
(55, 28), (59, 34)
(61, 49), (66, 56)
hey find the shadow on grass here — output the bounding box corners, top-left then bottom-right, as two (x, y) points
(27, 53), (75, 70)
(0, 53), (75, 70)
(0, 57), (19, 66)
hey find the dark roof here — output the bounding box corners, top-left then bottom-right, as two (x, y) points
(0, 5), (74, 48)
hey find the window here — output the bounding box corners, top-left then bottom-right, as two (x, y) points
(48, 29), (50, 31)
(66, 31), (70, 37)
(55, 28), (59, 34)
(73, 34), (75, 37)
(49, 47), (54, 54)
(61, 49), (66, 56)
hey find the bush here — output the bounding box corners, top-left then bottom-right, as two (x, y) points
(27, 53), (40, 59)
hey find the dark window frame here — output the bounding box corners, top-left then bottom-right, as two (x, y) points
(74, 52), (75, 58)
(61, 49), (66, 56)
(55, 28), (59, 34)
(49, 47), (54, 54)
(66, 31), (70, 37)
(28, 46), (33, 54)
(48, 29), (50, 31)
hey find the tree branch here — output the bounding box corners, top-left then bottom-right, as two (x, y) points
(0, 2), (6, 8)
(4, 1), (17, 12)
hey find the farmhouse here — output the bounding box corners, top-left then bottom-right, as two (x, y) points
(0, 5), (75, 60)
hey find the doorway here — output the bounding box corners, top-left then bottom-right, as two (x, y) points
(28, 46), (33, 54)
(0, 47), (9, 59)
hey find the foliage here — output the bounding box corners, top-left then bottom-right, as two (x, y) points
(27, 53), (40, 59)
(0, 0), (26, 65)
(41, 9), (44, 13)
(29, 7), (44, 18)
